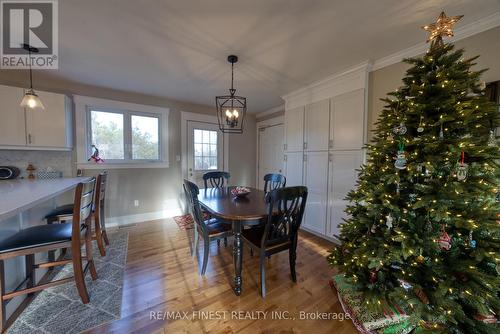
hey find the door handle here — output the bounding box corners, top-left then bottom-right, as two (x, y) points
(189, 168), (192, 171)
(28, 134), (32, 144)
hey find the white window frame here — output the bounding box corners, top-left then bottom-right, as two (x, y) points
(74, 95), (169, 169)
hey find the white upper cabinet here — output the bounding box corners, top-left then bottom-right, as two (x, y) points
(0, 85), (72, 150)
(0, 85), (26, 146)
(284, 106), (304, 152)
(25, 90), (72, 149)
(304, 99), (330, 151)
(302, 151), (329, 235)
(330, 89), (365, 150)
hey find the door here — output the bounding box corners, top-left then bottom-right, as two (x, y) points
(302, 151), (329, 235)
(284, 106), (304, 152)
(304, 99), (330, 151)
(330, 89), (365, 150)
(25, 90), (68, 148)
(187, 121), (225, 187)
(327, 150), (364, 240)
(0, 85), (26, 146)
(258, 124), (284, 189)
(284, 151), (303, 187)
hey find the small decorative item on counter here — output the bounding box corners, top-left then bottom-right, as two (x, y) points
(26, 164), (36, 179)
(231, 186), (251, 198)
(88, 145), (105, 164)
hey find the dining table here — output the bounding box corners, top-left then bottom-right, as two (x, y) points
(197, 186), (269, 296)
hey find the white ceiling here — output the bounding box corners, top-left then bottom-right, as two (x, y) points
(53, 0), (500, 113)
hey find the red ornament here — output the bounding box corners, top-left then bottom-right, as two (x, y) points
(437, 225), (452, 250)
(369, 269), (378, 283)
(474, 313), (497, 324)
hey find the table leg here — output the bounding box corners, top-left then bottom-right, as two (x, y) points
(232, 221), (243, 296)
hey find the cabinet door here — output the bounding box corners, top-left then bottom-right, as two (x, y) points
(330, 89), (365, 150)
(0, 85), (26, 146)
(25, 91), (70, 148)
(284, 106), (304, 152)
(304, 99), (330, 151)
(327, 150), (364, 239)
(302, 151), (329, 235)
(284, 151), (303, 187)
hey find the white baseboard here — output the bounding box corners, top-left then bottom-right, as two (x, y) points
(106, 211), (171, 228)
(300, 226), (341, 245)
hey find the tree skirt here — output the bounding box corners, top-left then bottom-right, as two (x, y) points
(7, 230), (129, 334)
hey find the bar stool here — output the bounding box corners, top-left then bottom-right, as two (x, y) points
(0, 178), (98, 333)
(46, 172), (109, 257)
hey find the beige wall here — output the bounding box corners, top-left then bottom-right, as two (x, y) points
(368, 26), (500, 141)
(0, 71), (256, 219)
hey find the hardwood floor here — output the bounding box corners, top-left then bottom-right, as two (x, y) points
(88, 219), (357, 334)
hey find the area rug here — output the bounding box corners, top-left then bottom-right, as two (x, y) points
(7, 230), (129, 334)
(173, 212), (208, 230)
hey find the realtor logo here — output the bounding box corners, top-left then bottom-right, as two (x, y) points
(1, 0), (58, 69)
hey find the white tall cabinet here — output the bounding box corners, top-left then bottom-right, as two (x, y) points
(0, 85), (72, 150)
(282, 63), (370, 242)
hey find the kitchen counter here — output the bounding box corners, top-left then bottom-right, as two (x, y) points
(0, 177), (90, 221)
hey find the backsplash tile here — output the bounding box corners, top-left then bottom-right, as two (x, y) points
(0, 150), (73, 179)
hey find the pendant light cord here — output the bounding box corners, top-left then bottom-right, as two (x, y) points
(28, 46), (33, 90)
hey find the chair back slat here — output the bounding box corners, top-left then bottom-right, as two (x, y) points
(72, 178), (96, 239)
(184, 180), (209, 235)
(262, 186), (307, 248)
(263, 173), (286, 193)
(94, 172), (107, 219)
(203, 171), (230, 188)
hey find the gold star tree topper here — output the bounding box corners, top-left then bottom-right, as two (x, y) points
(422, 11), (463, 46)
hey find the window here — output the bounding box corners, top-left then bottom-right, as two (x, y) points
(88, 109), (161, 162)
(194, 129), (218, 170)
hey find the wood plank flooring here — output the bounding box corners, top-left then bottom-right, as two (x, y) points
(88, 219), (357, 334)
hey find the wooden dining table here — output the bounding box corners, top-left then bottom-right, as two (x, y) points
(197, 186), (269, 296)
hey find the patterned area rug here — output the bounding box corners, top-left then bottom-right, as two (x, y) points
(7, 230), (129, 334)
(173, 213), (208, 230)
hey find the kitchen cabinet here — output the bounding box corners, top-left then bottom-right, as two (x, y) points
(284, 106), (304, 152)
(302, 151), (329, 235)
(0, 85), (72, 150)
(304, 99), (330, 151)
(330, 89), (365, 150)
(284, 151), (303, 187)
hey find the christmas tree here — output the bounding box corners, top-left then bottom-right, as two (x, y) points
(328, 12), (499, 333)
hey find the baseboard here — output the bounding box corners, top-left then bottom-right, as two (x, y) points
(106, 211), (171, 228)
(300, 226), (341, 245)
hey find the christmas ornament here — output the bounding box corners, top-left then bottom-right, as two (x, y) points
(370, 225), (377, 233)
(393, 122), (407, 135)
(474, 313), (497, 324)
(369, 269), (378, 283)
(422, 11), (463, 46)
(455, 151), (468, 181)
(455, 272), (469, 282)
(487, 130), (496, 147)
(414, 288), (430, 304)
(398, 279), (412, 290)
(417, 255), (425, 263)
(468, 230), (476, 249)
(386, 215), (394, 229)
(437, 226), (452, 250)
(417, 116), (425, 133)
(396, 181), (400, 195)
(439, 123), (444, 139)
(394, 143), (407, 170)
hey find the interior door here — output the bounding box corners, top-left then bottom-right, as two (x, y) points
(187, 121), (224, 187)
(258, 124), (284, 189)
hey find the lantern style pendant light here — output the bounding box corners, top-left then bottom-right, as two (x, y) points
(215, 55), (246, 133)
(20, 44), (45, 111)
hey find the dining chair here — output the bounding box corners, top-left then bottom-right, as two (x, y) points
(203, 171), (230, 188)
(0, 178), (98, 333)
(183, 180), (232, 275)
(46, 172), (109, 257)
(263, 173), (286, 193)
(242, 186), (308, 297)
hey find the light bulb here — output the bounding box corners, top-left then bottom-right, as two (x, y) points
(225, 109), (232, 118)
(233, 109), (239, 118)
(20, 90), (44, 111)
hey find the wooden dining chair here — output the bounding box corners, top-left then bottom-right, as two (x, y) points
(184, 180), (232, 275)
(263, 173), (286, 193)
(46, 172), (109, 257)
(0, 178), (98, 333)
(242, 186), (307, 297)
(203, 171), (230, 188)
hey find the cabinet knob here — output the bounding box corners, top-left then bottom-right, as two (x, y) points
(329, 140), (333, 149)
(28, 134), (32, 144)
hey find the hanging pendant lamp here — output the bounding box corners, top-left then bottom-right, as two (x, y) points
(215, 55), (246, 133)
(20, 44), (45, 111)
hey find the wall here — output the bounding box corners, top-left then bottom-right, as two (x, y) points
(0, 71), (256, 222)
(368, 26), (500, 141)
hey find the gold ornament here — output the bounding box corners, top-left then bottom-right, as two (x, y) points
(417, 255), (425, 263)
(422, 12), (463, 47)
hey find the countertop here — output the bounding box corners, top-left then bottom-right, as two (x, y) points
(0, 177), (90, 221)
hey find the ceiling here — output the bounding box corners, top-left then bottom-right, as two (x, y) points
(51, 0), (500, 113)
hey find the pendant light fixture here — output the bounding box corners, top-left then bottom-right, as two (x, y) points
(215, 55), (246, 133)
(20, 44), (45, 111)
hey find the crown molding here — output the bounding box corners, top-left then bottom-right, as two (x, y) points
(256, 104), (285, 119)
(372, 11), (500, 71)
